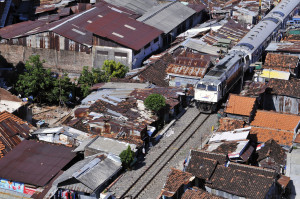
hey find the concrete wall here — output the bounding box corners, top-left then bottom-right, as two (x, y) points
(0, 44), (92, 73)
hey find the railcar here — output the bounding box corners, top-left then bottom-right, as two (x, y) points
(194, 0), (300, 113)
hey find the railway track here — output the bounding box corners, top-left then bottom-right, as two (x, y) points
(120, 112), (210, 199)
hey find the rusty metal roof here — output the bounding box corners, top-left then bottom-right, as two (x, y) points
(166, 63), (209, 78)
(86, 11), (163, 50)
(0, 140), (76, 187)
(0, 20), (46, 39)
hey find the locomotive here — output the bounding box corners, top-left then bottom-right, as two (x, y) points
(194, 0), (300, 113)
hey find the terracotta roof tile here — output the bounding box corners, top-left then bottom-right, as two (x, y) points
(162, 168), (194, 197)
(182, 187), (224, 199)
(256, 139), (287, 172)
(217, 117), (245, 132)
(251, 110), (300, 132)
(249, 127), (294, 146)
(208, 163), (277, 199)
(264, 53), (299, 71)
(224, 94), (256, 116)
(267, 78), (300, 98)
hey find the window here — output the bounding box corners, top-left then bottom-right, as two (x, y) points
(154, 37), (159, 43)
(97, 51), (108, 55)
(145, 43), (150, 49)
(133, 49), (141, 56)
(207, 85), (217, 91)
(197, 84), (206, 90)
(114, 52), (127, 58)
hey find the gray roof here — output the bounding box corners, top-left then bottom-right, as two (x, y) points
(55, 154), (121, 193)
(103, 0), (158, 15)
(182, 38), (226, 56)
(87, 136), (137, 156)
(137, 2), (196, 34)
(99, 82), (150, 90)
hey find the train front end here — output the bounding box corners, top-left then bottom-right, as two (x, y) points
(194, 80), (222, 113)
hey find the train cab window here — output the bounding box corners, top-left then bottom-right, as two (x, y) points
(197, 84), (206, 90)
(207, 85), (217, 91)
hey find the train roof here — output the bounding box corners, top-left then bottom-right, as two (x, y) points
(231, 0), (299, 54)
(199, 52), (243, 85)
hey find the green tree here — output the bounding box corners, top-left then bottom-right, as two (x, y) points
(119, 145), (135, 170)
(102, 60), (129, 82)
(78, 66), (103, 98)
(144, 93), (166, 112)
(49, 73), (74, 105)
(15, 55), (54, 103)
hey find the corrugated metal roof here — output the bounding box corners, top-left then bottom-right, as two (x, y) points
(137, 2), (196, 34)
(103, 0), (158, 15)
(56, 154), (121, 192)
(209, 127), (251, 143)
(259, 69), (290, 80)
(166, 63), (208, 78)
(86, 11), (163, 50)
(0, 187), (31, 199)
(0, 140), (76, 187)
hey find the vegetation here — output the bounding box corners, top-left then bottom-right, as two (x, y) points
(144, 93), (166, 112)
(77, 66), (103, 98)
(102, 60), (129, 82)
(14, 55), (129, 104)
(15, 55), (55, 103)
(119, 145), (135, 170)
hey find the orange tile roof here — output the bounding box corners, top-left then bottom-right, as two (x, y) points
(224, 94), (256, 116)
(249, 127), (294, 146)
(251, 110), (300, 131)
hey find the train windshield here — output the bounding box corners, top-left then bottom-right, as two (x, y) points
(197, 84), (206, 90)
(207, 85), (217, 91)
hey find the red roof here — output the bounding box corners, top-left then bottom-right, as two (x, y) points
(86, 11), (163, 51)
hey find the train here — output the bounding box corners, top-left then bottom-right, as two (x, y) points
(194, 0), (300, 113)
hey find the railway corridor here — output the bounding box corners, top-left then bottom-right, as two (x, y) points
(109, 107), (218, 199)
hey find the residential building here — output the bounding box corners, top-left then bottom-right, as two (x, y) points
(50, 153), (122, 199)
(256, 139), (287, 174)
(181, 186), (223, 199)
(0, 139), (76, 198)
(0, 4), (163, 72)
(217, 117), (245, 132)
(159, 168), (194, 199)
(249, 110), (300, 148)
(264, 78), (300, 115)
(0, 111), (34, 159)
(224, 94), (257, 123)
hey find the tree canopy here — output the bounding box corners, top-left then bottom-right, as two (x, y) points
(15, 55), (54, 103)
(102, 60), (129, 82)
(144, 93), (166, 112)
(119, 145), (135, 170)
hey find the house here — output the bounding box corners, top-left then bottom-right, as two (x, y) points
(49, 153), (122, 199)
(159, 168), (194, 199)
(185, 150), (283, 198)
(137, 2), (204, 46)
(0, 139), (76, 198)
(181, 187), (223, 199)
(263, 53), (299, 77)
(217, 117), (245, 132)
(206, 163), (279, 199)
(265, 41), (300, 57)
(81, 136), (138, 158)
(0, 4), (163, 72)
(256, 139), (287, 174)
(103, 0), (158, 15)
(166, 51), (215, 87)
(264, 78), (300, 115)
(32, 126), (93, 147)
(204, 127), (254, 163)
(0, 111), (34, 158)
(0, 88), (32, 122)
(249, 110), (300, 148)
(185, 150), (227, 186)
(224, 94), (257, 123)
